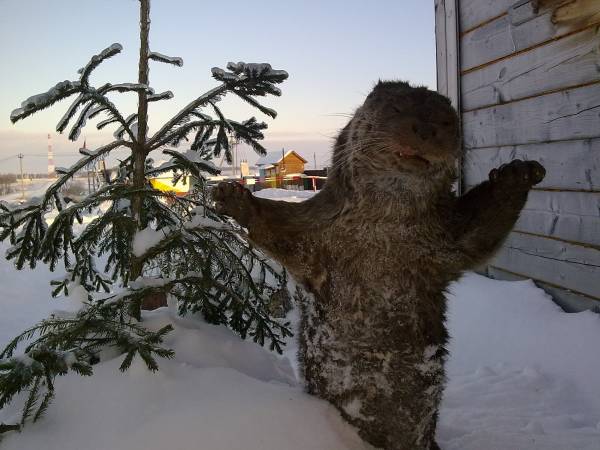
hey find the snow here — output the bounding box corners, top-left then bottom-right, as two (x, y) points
(226, 62), (288, 80)
(10, 81), (81, 122)
(77, 43), (123, 77)
(147, 91), (174, 102)
(0, 179), (54, 204)
(254, 188), (316, 202)
(1, 188), (599, 449)
(128, 276), (173, 290)
(439, 273), (600, 450)
(148, 52), (183, 67)
(64, 278), (89, 307)
(184, 213), (231, 231)
(211, 67), (239, 82)
(132, 226), (171, 257)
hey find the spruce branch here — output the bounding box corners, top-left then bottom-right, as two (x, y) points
(148, 51), (183, 67)
(148, 91), (174, 102)
(78, 43), (123, 85)
(0, 303), (174, 430)
(10, 81), (82, 123)
(149, 120), (213, 150)
(148, 84), (230, 147)
(42, 140), (127, 208)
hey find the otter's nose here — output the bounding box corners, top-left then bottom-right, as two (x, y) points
(412, 123), (437, 141)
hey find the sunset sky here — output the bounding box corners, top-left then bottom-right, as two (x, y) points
(0, 0), (436, 173)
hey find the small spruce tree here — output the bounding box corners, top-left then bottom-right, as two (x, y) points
(0, 0), (290, 433)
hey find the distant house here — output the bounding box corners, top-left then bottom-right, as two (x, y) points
(255, 150), (307, 178)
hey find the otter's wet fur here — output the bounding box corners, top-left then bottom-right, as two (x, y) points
(213, 81), (545, 450)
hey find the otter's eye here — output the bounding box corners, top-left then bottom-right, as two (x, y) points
(393, 106), (403, 114)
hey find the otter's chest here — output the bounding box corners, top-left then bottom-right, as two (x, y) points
(320, 219), (459, 299)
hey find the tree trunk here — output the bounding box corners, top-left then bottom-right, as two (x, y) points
(130, 0), (167, 317)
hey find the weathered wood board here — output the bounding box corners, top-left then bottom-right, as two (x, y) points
(490, 231), (600, 298)
(462, 26), (600, 110)
(436, 0), (449, 96)
(463, 138), (600, 190)
(436, 0), (461, 110)
(514, 190), (600, 247)
(462, 83), (600, 149)
(487, 266), (600, 311)
(461, 1), (600, 72)
(459, 0), (514, 32)
(463, 182), (600, 246)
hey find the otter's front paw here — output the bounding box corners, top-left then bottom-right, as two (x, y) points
(489, 159), (545, 189)
(212, 182), (255, 227)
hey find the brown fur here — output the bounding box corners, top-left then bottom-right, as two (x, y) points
(213, 81), (545, 450)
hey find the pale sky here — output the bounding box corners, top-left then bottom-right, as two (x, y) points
(0, 0), (436, 173)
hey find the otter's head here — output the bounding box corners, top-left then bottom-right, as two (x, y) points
(333, 81), (460, 195)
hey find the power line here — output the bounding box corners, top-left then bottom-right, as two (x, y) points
(0, 153), (76, 160)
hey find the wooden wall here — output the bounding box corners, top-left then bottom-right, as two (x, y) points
(436, 0), (600, 311)
(281, 154), (306, 175)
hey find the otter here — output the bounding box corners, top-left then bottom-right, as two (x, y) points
(212, 81), (545, 450)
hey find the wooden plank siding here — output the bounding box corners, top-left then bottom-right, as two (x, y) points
(516, 191), (600, 247)
(462, 83), (600, 149)
(490, 231), (600, 298)
(459, 0), (515, 32)
(280, 154), (305, 174)
(463, 139), (600, 191)
(437, 0), (600, 309)
(435, 0), (462, 109)
(462, 25), (600, 111)
(460, 1), (600, 73)
(487, 266), (600, 312)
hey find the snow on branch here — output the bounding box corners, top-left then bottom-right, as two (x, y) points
(11, 81), (82, 123)
(148, 91), (174, 102)
(148, 51), (183, 67)
(78, 43), (123, 85)
(104, 83), (151, 93)
(211, 62), (288, 91)
(226, 62), (288, 82)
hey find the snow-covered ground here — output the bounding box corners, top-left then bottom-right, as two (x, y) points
(0, 179), (53, 204)
(1, 188), (599, 450)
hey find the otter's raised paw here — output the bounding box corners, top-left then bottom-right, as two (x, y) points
(489, 159), (545, 189)
(212, 182), (255, 227)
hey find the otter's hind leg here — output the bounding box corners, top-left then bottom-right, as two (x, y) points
(300, 311), (446, 450)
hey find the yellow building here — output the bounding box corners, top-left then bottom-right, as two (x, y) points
(256, 150), (308, 178)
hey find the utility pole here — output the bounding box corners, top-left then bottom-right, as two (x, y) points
(280, 147), (285, 189)
(87, 164), (91, 195)
(17, 153), (25, 200)
(47, 133), (55, 178)
(314, 152), (317, 170)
